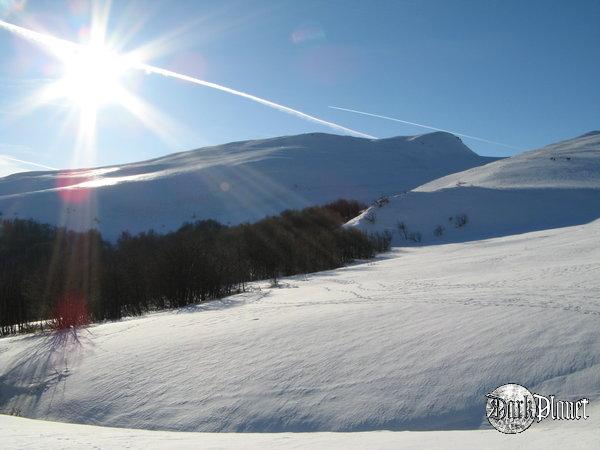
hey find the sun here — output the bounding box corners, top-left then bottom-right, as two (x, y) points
(33, 39), (136, 169)
(2, 5), (195, 169)
(52, 44), (128, 111)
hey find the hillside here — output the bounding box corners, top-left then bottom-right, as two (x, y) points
(1, 219), (599, 432)
(350, 131), (600, 244)
(0, 132), (495, 239)
(3, 406), (599, 449)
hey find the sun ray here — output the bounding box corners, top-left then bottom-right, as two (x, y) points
(115, 86), (198, 149)
(0, 18), (375, 139)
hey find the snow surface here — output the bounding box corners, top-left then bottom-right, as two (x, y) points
(417, 131), (600, 190)
(351, 131), (600, 244)
(2, 409), (599, 449)
(2, 220), (599, 434)
(0, 132), (495, 239)
(3, 131), (600, 447)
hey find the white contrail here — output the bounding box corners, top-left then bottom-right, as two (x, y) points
(1, 154), (57, 170)
(137, 63), (376, 139)
(0, 19), (376, 139)
(330, 106), (519, 150)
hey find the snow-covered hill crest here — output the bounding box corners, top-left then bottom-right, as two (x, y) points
(350, 132), (600, 245)
(0, 132), (494, 239)
(418, 130), (600, 191)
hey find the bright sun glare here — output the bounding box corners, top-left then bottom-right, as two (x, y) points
(31, 34), (138, 168)
(55, 45), (126, 110)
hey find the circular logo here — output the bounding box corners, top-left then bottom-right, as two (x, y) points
(486, 383), (536, 434)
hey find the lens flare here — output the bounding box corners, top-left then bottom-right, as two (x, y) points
(56, 171), (91, 204)
(0, 19), (375, 139)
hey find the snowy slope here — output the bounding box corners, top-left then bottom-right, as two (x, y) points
(351, 131), (600, 244)
(0, 132), (495, 239)
(2, 220), (599, 433)
(3, 408), (600, 450)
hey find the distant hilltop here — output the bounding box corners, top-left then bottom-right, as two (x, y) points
(0, 131), (496, 239)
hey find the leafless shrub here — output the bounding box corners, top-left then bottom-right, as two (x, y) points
(408, 232), (422, 243)
(365, 211), (376, 224)
(374, 196), (389, 208)
(455, 213), (469, 228)
(397, 221), (408, 239)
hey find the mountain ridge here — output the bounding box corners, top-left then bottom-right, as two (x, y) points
(0, 131), (496, 239)
(351, 131), (600, 244)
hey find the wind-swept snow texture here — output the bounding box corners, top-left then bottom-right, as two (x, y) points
(2, 407), (600, 450)
(351, 131), (600, 244)
(0, 132), (495, 239)
(1, 220), (599, 432)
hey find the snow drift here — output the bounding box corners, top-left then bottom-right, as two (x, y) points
(1, 219), (599, 432)
(350, 131), (600, 244)
(3, 405), (600, 449)
(0, 132), (495, 239)
(1, 132), (599, 439)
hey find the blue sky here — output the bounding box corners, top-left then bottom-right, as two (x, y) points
(0, 0), (599, 175)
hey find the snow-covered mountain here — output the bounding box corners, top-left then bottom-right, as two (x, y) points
(2, 132), (600, 444)
(351, 131), (600, 244)
(0, 132), (496, 239)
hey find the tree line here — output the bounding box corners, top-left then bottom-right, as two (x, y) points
(0, 199), (390, 336)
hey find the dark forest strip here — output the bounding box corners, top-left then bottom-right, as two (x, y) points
(0, 199), (390, 336)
